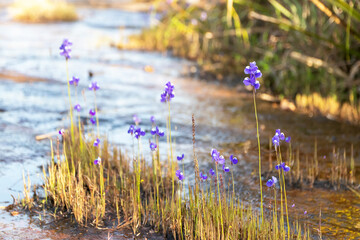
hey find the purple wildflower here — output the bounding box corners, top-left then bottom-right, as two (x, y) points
(150, 116), (155, 123)
(272, 129), (286, 147)
(133, 114), (141, 125)
(150, 142), (157, 151)
(275, 162), (290, 172)
(134, 127), (146, 139)
(69, 76), (79, 86)
(211, 149), (226, 164)
(243, 61), (262, 90)
(285, 136), (291, 143)
(200, 11), (207, 21)
(88, 81), (100, 91)
(200, 172), (208, 180)
(175, 170), (184, 181)
(266, 176), (278, 187)
(209, 168), (215, 176)
(59, 39), (72, 60)
(304, 211), (307, 215)
(150, 126), (164, 137)
(89, 109), (96, 116)
(177, 154), (184, 161)
(160, 81), (175, 103)
(191, 19), (198, 26)
(94, 157), (101, 165)
(291, 204), (295, 208)
(223, 165), (230, 172)
(230, 154), (238, 164)
(93, 138), (100, 147)
(59, 129), (65, 135)
(90, 117), (96, 125)
(74, 104), (81, 112)
(128, 125), (135, 135)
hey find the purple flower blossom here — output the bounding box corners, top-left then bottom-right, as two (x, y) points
(266, 176), (278, 187)
(69, 76), (79, 86)
(243, 61), (262, 90)
(223, 165), (230, 172)
(209, 168), (215, 176)
(160, 81), (175, 103)
(191, 19), (198, 26)
(59, 129), (65, 135)
(59, 39), (72, 60)
(177, 154), (184, 161)
(134, 127), (146, 139)
(133, 114), (141, 125)
(304, 211), (307, 215)
(150, 116), (155, 123)
(200, 172), (208, 180)
(74, 104), (81, 112)
(285, 136), (291, 143)
(176, 170), (184, 181)
(272, 129), (285, 147)
(150, 126), (164, 137)
(94, 157), (101, 165)
(128, 125), (135, 135)
(291, 204), (295, 208)
(200, 11), (207, 21)
(275, 162), (290, 172)
(89, 109), (96, 116)
(93, 138), (100, 147)
(90, 117), (96, 125)
(150, 142), (157, 151)
(88, 81), (100, 91)
(230, 154), (238, 164)
(211, 149), (226, 165)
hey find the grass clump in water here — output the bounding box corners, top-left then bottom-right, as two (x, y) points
(9, 0), (78, 23)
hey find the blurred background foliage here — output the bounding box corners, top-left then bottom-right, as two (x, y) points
(120, 0), (360, 122)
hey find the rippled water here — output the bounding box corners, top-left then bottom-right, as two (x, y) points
(0, 6), (359, 239)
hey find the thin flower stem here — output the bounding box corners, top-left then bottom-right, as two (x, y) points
(282, 170), (290, 238)
(215, 164), (224, 239)
(168, 101), (175, 200)
(275, 147), (285, 239)
(253, 88), (264, 224)
(94, 91), (100, 139)
(65, 60), (74, 142)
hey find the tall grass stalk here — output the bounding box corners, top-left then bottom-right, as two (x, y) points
(252, 89), (264, 224)
(65, 60), (74, 142)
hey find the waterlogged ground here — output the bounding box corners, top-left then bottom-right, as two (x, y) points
(0, 5), (359, 240)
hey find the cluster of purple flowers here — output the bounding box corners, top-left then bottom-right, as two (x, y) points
(275, 162), (290, 172)
(272, 129), (291, 148)
(59, 39), (72, 60)
(266, 176), (278, 188)
(243, 61), (262, 90)
(128, 125), (146, 139)
(150, 126), (165, 137)
(176, 170), (184, 181)
(211, 149), (239, 173)
(160, 81), (175, 103)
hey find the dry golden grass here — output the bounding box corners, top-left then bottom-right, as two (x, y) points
(9, 0), (78, 23)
